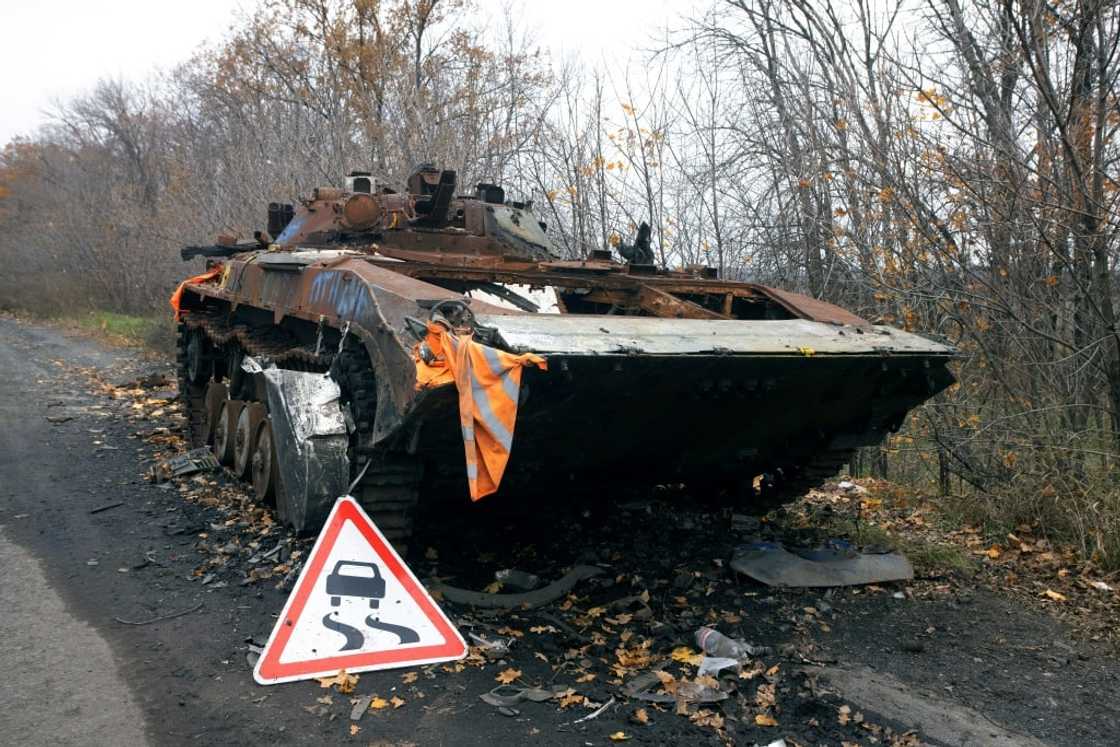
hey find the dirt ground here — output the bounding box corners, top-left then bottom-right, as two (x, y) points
(1, 315), (1118, 746)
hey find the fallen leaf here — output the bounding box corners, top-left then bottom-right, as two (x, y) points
(695, 674), (720, 689)
(838, 704), (852, 725)
(495, 668), (522, 684)
(317, 670), (358, 694)
(370, 697), (390, 710)
(755, 713), (778, 727)
(390, 696), (405, 709)
(529, 625), (559, 634)
(558, 689), (586, 709)
(483, 581), (503, 593)
(609, 732), (631, 742)
(315, 695), (333, 706)
(670, 646), (703, 666)
(401, 672), (418, 684)
(986, 546), (1002, 559)
(576, 673), (596, 683)
(1090, 580), (1114, 592)
(633, 707), (649, 724)
(691, 709), (725, 728)
(349, 724), (360, 736)
(755, 682), (776, 708)
(1042, 589), (1067, 602)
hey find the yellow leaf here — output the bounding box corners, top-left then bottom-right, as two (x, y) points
(390, 696), (405, 709)
(401, 671), (418, 684)
(558, 689), (586, 708)
(798, 346), (815, 356)
(495, 668), (522, 685)
(609, 732), (631, 741)
(670, 647), (703, 666)
(370, 696), (390, 710)
(1042, 589), (1067, 602)
(316, 670), (358, 694)
(755, 713), (779, 727)
(349, 724), (360, 736)
(985, 546), (1001, 559)
(577, 673), (596, 683)
(483, 581), (503, 593)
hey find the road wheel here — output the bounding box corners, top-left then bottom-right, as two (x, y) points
(203, 381), (228, 445)
(234, 403), (266, 478)
(251, 418), (278, 505)
(185, 328), (212, 384)
(213, 400), (241, 466)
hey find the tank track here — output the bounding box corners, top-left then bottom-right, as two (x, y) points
(177, 309), (421, 548)
(176, 323), (209, 448)
(331, 339), (421, 550)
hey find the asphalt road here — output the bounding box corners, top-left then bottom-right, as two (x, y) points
(0, 319), (300, 744)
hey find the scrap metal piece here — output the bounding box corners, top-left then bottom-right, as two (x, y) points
(154, 447), (220, 482)
(259, 364), (349, 534)
(730, 540), (913, 588)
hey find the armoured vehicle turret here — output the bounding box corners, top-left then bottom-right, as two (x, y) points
(173, 165), (954, 547)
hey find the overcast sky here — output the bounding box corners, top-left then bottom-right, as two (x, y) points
(0, 0), (690, 146)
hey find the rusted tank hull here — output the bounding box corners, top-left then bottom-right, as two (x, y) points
(409, 346), (952, 505)
(173, 167), (956, 543)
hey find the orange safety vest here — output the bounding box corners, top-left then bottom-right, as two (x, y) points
(415, 322), (547, 500)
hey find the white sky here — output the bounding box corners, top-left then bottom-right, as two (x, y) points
(0, 0), (692, 146)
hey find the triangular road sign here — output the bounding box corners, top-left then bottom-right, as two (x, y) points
(254, 496), (466, 685)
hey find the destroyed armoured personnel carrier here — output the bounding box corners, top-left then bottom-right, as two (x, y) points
(173, 165), (954, 546)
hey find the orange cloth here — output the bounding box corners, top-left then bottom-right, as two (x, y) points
(414, 323), (547, 500)
(169, 266), (223, 320)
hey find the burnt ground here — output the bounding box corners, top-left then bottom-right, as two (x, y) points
(1, 314), (1118, 746)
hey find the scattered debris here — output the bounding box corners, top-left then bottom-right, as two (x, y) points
(114, 601), (203, 626)
(479, 684), (563, 708)
(696, 656), (740, 677)
(695, 626), (771, 658)
(349, 694), (374, 721)
(89, 501), (124, 514)
(495, 568), (541, 591)
(622, 672), (728, 705)
(469, 632), (515, 656)
(432, 565), (603, 609)
(149, 447), (220, 483)
(730, 539), (913, 587)
(571, 696), (615, 724)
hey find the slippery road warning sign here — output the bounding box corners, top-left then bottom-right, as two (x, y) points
(254, 496), (466, 685)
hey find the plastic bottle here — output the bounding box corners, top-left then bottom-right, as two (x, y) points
(695, 626), (770, 659)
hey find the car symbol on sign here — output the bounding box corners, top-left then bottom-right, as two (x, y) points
(326, 560), (386, 608)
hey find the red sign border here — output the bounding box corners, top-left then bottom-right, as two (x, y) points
(255, 496), (466, 684)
